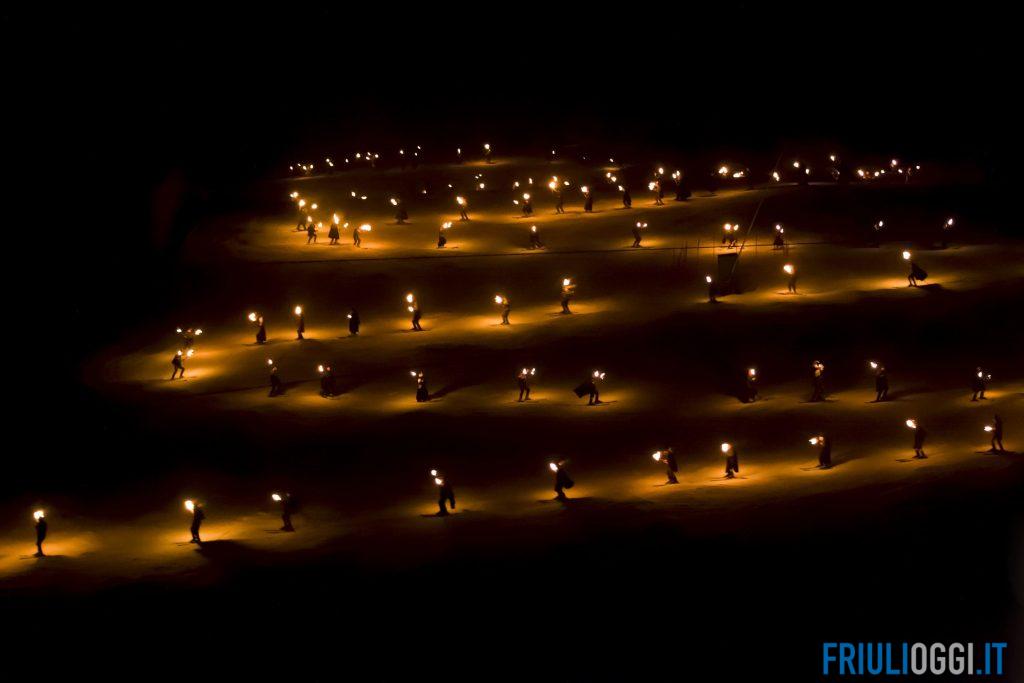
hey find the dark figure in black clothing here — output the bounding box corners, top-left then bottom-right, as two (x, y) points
(971, 368), (988, 401)
(560, 279), (575, 314)
(773, 231), (785, 250)
(497, 296), (511, 325)
(911, 423), (928, 459)
(516, 368), (534, 402)
(434, 473), (456, 516)
(674, 175), (690, 201)
(621, 188), (632, 209)
(554, 188), (565, 214)
(574, 372), (603, 405)
(171, 351), (186, 379)
(583, 188), (594, 212)
(34, 512), (47, 557)
(306, 222), (317, 244)
(815, 436), (832, 469)
(328, 221), (340, 244)
(707, 276), (717, 303)
(408, 298), (423, 331)
(551, 462), (574, 500)
(707, 172), (719, 196)
(437, 228), (448, 248)
(652, 180), (664, 205)
(745, 168), (756, 191)
(988, 415), (1005, 454)
(274, 493), (295, 531)
(631, 222), (645, 248)
(295, 311), (305, 340)
(353, 226), (362, 247)
(189, 503), (205, 543)
(319, 365), (336, 397)
(395, 202), (409, 224)
(785, 265), (798, 294)
(529, 225), (544, 249)
(723, 444), (739, 478)
(745, 369), (759, 403)
(348, 309), (360, 336)
(253, 315), (267, 344)
(414, 371), (429, 402)
(268, 364), (284, 397)
(873, 364), (889, 402)
(457, 198), (470, 221)
(907, 258), (926, 287)
(810, 361), (826, 402)
(655, 448), (678, 484)
(521, 195), (534, 216)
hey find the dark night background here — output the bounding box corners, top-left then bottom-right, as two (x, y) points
(3, 4), (1021, 678)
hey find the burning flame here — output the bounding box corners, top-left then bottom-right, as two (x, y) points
(184, 500), (195, 512)
(33, 510), (44, 521)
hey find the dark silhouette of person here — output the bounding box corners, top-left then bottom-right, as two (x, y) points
(907, 259), (926, 287)
(319, 366), (337, 397)
(552, 462), (574, 500)
(657, 448), (679, 484)
(810, 361), (826, 402)
(352, 225), (362, 247)
(190, 504), (205, 543)
(297, 216), (307, 231)
(674, 176), (690, 201)
(874, 365), (889, 402)
(180, 328), (196, 349)
(435, 475), (456, 516)
(255, 316), (267, 344)
(395, 203), (408, 224)
(348, 309), (360, 336)
(295, 311), (305, 340)
(724, 446), (739, 478)
(707, 276), (717, 303)
(498, 297), (511, 325)
(437, 229), (447, 248)
(631, 223), (643, 248)
(516, 368), (533, 402)
(554, 188), (565, 214)
(34, 514), (47, 557)
(988, 415), (1005, 454)
(773, 231), (785, 250)
(328, 221), (340, 245)
(170, 351), (186, 379)
(409, 300), (423, 331)
(912, 424), (928, 459)
(529, 226), (544, 249)
(583, 189), (594, 212)
(521, 195), (533, 216)
(971, 368), (987, 401)
(745, 370), (759, 403)
(817, 436), (832, 469)
(652, 180), (664, 205)
(786, 266), (798, 293)
(457, 198), (470, 221)
(414, 372), (429, 402)
(306, 222), (318, 244)
(622, 188), (632, 208)
(276, 493), (295, 531)
(560, 280), (575, 314)
(269, 365), (284, 396)
(574, 373), (602, 405)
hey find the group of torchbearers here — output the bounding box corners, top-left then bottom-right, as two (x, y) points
(26, 397), (1008, 553)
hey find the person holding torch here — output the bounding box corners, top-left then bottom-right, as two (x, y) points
(810, 361), (826, 402)
(33, 510), (47, 557)
(494, 295), (511, 325)
(392, 197), (408, 224)
(904, 250), (927, 287)
(906, 419), (927, 459)
(268, 359), (284, 397)
(673, 171), (690, 201)
(406, 293), (422, 331)
(170, 349), (189, 380)
(745, 367), (759, 403)
(551, 461), (574, 501)
(971, 367), (990, 401)
(784, 263), (798, 293)
(722, 443), (739, 479)
(528, 224), (544, 250)
(986, 415), (1005, 454)
(412, 371), (429, 402)
(550, 180), (565, 214)
(249, 312), (267, 344)
(347, 308), (360, 336)
(272, 492), (295, 531)
(516, 367), (535, 402)
(706, 275), (717, 304)
(870, 362), (889, 402)
(582, 186), (594, 212)
(306, 221), (318, 244)
(431, 470), (456, 516)
(437, 221), (451, 249)
(632, 221), (647, 248)
(294, 306), (305, 340)
(810, 435), (832, 469)
(620, 186), (632, 209)
(652, 448), (679, 484)
(318, 364), (337, 397)
(456, 196), (469, 221)
(185, 500), (205, 543)
(574, 370), (604, 406)
(560, 277), (576, 314)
